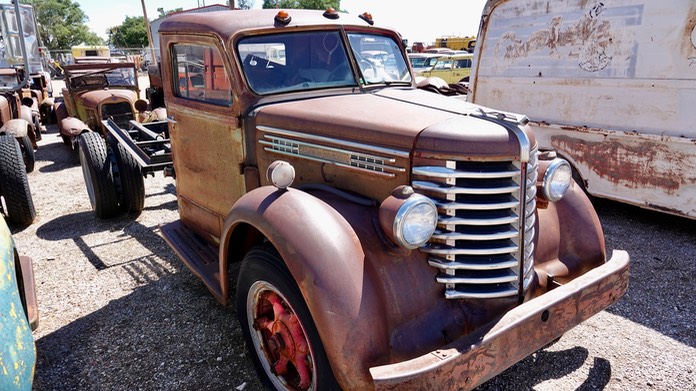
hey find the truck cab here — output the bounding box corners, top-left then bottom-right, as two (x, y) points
(89, 8), (629, 390)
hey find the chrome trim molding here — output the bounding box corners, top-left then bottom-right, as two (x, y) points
(258, 126), (407, 177)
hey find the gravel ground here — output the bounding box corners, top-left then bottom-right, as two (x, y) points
(7, 80), (695, 391)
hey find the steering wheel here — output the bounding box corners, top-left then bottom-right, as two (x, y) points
(328, 62), (351, 82)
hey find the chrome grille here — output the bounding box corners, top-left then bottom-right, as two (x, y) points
(414, 149), (538, 299)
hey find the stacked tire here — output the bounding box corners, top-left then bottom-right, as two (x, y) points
(0, 135), (36, 225)
(78, 132), (145, 219)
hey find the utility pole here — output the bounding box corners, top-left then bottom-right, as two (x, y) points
(140, 0), (157, 66)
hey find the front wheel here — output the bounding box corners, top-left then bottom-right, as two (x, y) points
(236, 245), (339, 391)
(78, 132), (119, 218)
(0, 135), (35, 225)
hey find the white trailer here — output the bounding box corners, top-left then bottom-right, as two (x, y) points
(469, 0), (696, 219)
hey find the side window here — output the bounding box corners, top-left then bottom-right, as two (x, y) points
(171, 43), (232, 106)
(455, 59), (471, 69)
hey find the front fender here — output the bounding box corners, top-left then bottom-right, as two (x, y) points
(534, 181), (607, 288)
(60, 117), (90, 137)
(0, 119), (30, 138)
(221, 186), (388, 390)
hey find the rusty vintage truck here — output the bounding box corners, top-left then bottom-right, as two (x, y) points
(81, 8), (629, 390)
(54, 61), (144, 156)
(469, 0), (696, 219)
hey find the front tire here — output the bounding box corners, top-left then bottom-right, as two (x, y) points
(78, 132), (119, 218)
(236, 245), (338, 391)
(0, 135), (36, 225)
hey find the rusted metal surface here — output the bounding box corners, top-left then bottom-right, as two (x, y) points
(370, 250), (629, 391)
(471, 0), (696, 219)
(59, 117), (89, 137)
(154, 8), (630, 390)
(74, 89), (138, 111)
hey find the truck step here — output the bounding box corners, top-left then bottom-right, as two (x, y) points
(160, 220), (223, 301)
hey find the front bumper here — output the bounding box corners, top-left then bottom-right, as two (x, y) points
(370, 250), (630, 391)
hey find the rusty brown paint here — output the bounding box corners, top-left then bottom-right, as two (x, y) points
(371, 251), (629, 391)
(155, 8), (629, 390)
(551, 134), (695, 194)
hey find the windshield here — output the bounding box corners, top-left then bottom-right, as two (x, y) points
(347, 33), (411, 84)
(238, 30), (411, 95)
(68, 67), (137, 90)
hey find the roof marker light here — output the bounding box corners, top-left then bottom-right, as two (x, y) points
(323, 8), (339, 19)
(359, 12), (374, 25)
(275, 10), (292, 25)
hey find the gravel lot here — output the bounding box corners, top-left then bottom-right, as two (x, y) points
(7, 80), (695, 391)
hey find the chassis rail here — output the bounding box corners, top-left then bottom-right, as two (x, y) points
(102, 118), (172, 174)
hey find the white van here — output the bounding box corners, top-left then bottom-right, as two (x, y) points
(469, 0), (696, 219)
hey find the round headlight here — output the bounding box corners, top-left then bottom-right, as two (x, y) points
(394, 194), (438, 249)
(542, 158), (572, 202)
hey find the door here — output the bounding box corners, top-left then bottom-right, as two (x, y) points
(163, 36), (244, 241)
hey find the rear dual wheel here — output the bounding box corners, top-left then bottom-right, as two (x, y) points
(107, 135), (144, 215)
(18, 136), (35, 173)
(236, 245), (339, 391)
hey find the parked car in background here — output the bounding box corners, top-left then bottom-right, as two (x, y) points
(420, 52), (474, 83)
(423, 47), (454, 55)
(0, 213), (38, 389)
(407, 52), (444, 75)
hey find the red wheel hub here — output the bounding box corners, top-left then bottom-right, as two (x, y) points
(254, 290), (313, 390)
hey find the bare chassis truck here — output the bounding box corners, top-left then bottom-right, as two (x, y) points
(84, 9), (630, 391)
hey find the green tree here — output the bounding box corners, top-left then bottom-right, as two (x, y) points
(233, 0), (255, 10)
(262, 0), (340, 10)
(109, 16), (148, 49)
(20, 0), (102, 50)
(157, 7), (183, 18)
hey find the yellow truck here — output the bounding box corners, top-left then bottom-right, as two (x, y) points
(70, 45), (110, 61)
(434, 35), (476, 53)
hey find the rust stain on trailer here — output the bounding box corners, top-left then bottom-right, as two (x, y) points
(495, 3), (615, 72)
(681, 3), (696, 55)
(551, 134), (691, 194)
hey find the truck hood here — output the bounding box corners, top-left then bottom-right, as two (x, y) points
(253, 89), (534, 159)
(75, 89), (138, 110)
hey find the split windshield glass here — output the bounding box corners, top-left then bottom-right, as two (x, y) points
(68, 67), (137, 89)
(238, 30), (411, 95)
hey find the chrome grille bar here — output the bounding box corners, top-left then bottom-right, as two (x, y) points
(416, 149), (538, 299)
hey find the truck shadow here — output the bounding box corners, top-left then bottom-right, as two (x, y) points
(476, 348), (611, 390)
(35, 210), (179, 272)
(32, 264), (263, 391)
(35, 140), (79, 173)
(591, 198), (695, 349)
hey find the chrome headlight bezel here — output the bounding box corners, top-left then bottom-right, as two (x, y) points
(541, 158), (572, 202)
(392, 193), (438, 249)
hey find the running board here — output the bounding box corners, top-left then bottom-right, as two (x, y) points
(160, 220), (223, 302)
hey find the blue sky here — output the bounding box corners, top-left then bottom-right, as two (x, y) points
(76, 0), (486, 45)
